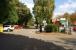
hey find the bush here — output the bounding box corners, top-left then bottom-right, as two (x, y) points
(44, 24), (53, 32)
(44, 24), (58, 32)
(52, 25), (59, 32)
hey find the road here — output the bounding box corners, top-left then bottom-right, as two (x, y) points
(4, 29), (76, 50)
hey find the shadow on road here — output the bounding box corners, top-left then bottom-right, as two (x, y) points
(0, 33), (66, 50)
(60, 38), (76, 45)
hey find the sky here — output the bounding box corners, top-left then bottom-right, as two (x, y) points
(19, 0), (76, 18)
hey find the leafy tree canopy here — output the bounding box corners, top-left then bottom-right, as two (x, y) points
(33, 0), (55, 24)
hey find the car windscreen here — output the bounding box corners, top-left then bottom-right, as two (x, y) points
(4, 25), (9, 27)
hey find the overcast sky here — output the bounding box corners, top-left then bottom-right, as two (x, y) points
(19, 0), (76, 18)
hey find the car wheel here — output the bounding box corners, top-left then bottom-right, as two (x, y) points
(7, 29), (10, 32)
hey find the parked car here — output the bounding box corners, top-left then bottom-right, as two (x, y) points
(3, 25), (14, 32)
(73, 26), (76, 31)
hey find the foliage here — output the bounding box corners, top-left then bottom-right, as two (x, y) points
(44, 24), (58, 32)
(52, 24), (59, 32)
(27, 18), (34, 26)
(33, 0), (55, 24)
(44, 24), (53, 32)
(0, 0), (32, 26)
(0, 0), (8, 23)
(70, 12), (76, 22)
(0, 0), (19, 24)
(16, 2), (32, 27)
(7, 0), (18, 24)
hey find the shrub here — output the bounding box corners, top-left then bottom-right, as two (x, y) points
(44, 24), (58, 32)
(44, 24), (53, 32)
(52, 25), (59, 32)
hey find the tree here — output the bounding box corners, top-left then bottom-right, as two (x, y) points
(70, 12), (76, 22)
(16, 2), (32, 27)
(0, 0), (8, 23)
(0, 0), (19, 24)
(33, 0), (55, 32)
(8, 0), (19, 24)
(33, 0), (55, 24)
